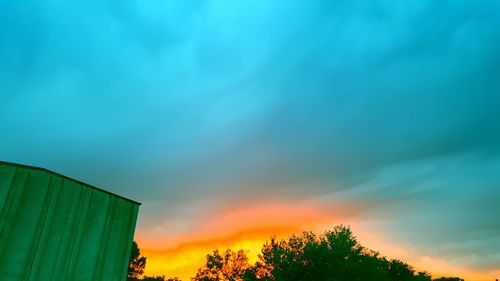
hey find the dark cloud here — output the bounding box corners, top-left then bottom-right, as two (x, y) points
(1, 0), (499, 273)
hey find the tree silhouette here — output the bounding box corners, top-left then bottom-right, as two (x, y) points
(128, 240), (147, 281)
(142, 277), (166, 281)
(414, 271), (432, 281)
(190, 225), (464, 281)
(128, 241), (183, 281)
(192, 249), (255, 281)
(131, 225), (464, 281)
(259, 225), (392, 281)
(387, 259), (415, 281)
(141, 275), (182, 281)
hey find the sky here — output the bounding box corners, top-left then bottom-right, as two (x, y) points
(1, 0), (500, 280)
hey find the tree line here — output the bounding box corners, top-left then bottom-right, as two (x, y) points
(127, 225), (464, 281)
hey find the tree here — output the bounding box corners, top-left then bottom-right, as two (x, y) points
(192, 249), (254, 281)
(415, 271), (432, 281)
(128, 240), (147, 281)
(387, 259), (415, 281)
(142, 276), (166, 281)
(190, 225), (464, 281)
(260, 225), (390, 281)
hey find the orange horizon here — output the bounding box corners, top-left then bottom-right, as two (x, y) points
(135, 200), (499, 281)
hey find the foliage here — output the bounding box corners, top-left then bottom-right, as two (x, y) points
(141, 276), (167, 281)
(190, 225), (464, 281)
(415, 271), (432, 281)
(128, 240), (147, 281)
(259, 225), (390, 281)
(192, 249), (255, 281)
(131, 226), (465, 281)
(387, 259), (415, 281)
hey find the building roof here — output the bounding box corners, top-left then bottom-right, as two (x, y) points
(0, 160), (141, 205)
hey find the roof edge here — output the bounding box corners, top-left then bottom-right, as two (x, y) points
(0, 160), (141, 206)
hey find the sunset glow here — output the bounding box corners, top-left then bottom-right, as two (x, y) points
(3, 0), (499, 280)
(136, 199), (499, 281)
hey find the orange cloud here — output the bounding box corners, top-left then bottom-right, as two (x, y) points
(135, 199), (497, 281)
(137, 199), (344, 279)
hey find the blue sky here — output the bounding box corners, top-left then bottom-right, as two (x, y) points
(1, 0), (500, 278)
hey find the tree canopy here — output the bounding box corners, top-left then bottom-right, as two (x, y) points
(130, 226), (465, 281)
(189, 226), (463, 281)
(128, 240), (147, 281)
(193, 249), (255, 281)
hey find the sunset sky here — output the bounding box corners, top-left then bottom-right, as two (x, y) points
(1, 1), (500, 280)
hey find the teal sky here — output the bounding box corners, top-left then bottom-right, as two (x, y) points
(1, 0), (500, 276)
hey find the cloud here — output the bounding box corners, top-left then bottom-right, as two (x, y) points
(343, 152), (500, 271)
(1, 0), (499, 276)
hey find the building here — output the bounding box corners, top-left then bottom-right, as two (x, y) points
(0, 161), (140, 281)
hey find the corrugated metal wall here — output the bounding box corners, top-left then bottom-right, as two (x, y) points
(0, 162), (140, 281)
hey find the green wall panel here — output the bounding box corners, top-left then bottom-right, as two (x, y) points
(0, 162), (140, 281)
